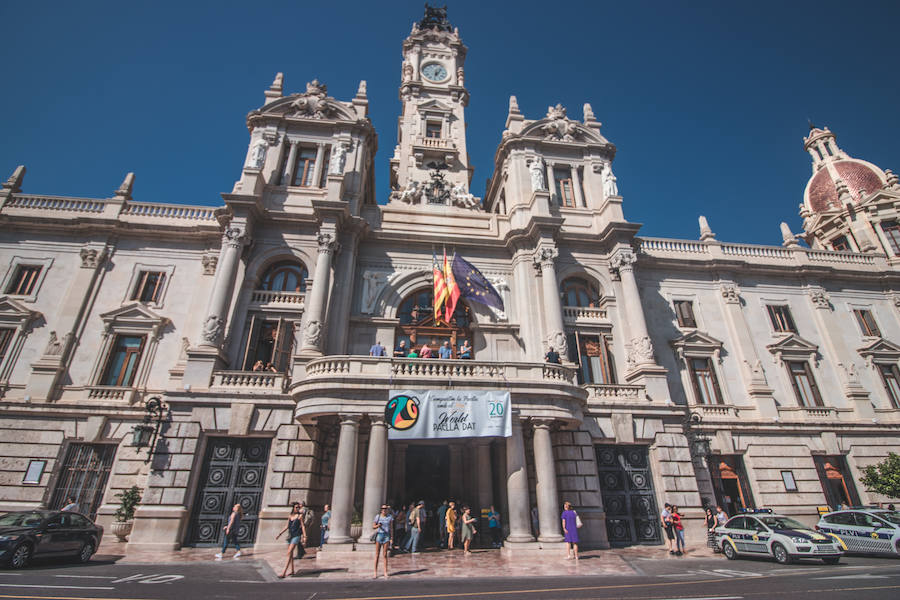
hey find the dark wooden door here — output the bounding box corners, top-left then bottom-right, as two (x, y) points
(595, 445), (661, 546)
(187, 437), (271, 547)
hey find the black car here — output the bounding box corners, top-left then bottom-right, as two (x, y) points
(0, 510), (103, 569)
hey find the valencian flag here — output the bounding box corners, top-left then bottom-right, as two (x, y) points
(443, 251), (460, 322)
(433, 253), (449, 323)
(451, 254), (504, 311)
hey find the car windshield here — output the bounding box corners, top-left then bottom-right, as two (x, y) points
(759, 516), (808, 530)
(0, 512), (46, 528)
(876, 512), (900, 525)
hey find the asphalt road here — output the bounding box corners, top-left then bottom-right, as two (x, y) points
(1, 553), (899, 600)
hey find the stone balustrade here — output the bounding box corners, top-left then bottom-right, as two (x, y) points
(416, 136), (455, 149)
(211, 370), (287, 393)
(1, 193), (219, 227)
(584, 383), (647, 402)
(776, 405), (852, 422)
(86, 386), (135, 402)
(120, 202), (218, 221)
(638, 236), (890, 270)
(562, 306), (608, 321)
(249, 290), (305, 307)
(692, 403), (739, 418)
(4, 194), (105, 213)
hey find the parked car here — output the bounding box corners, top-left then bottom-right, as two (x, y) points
(816, 508), (900, 556)
(716, 508), (843, 564)
(0, 510), (103, 569)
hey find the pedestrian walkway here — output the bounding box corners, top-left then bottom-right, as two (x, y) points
(97, 539), (718, 581)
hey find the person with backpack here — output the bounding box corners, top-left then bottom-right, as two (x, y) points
(404, 500), (425, 553)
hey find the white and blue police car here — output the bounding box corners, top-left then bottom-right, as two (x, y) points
(816, 508), (900, 556)
(716, 509), (843, 564)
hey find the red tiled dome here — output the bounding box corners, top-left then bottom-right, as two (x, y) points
(806, 160), (884, 213)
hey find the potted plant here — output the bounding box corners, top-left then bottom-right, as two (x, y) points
(349, 509), (362, 541)
(110, 485), (142, 542)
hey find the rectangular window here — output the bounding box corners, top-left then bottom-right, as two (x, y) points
(882, 220), (900, 255)
(130, 271), (166, 303)
(101, 335), (145, 387)
(787, 360), (823, 407)
(688, 357), (723, 404)
(673, 300), (697, 328)
(878, 364), (900, 409)
(853, 309), (881, 337)
(767, 304), (797, 333)
(0, 327), (13, 364)
(831, 236), (851, 251)
(241, 316), (294, 372)
(553, 168), (575, 207)
(781, 470), (798, 492)
(425, 122), (441, 138)
(5, 265), (42, 295)
(294, 148), (317, 187)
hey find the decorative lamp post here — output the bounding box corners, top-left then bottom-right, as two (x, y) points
(130, 396), (167, 462)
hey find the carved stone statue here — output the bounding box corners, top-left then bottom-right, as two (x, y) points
(450, 183), (478, 209)
(201, 315), (224, 345)
(394, 180), (423, 204)
(602, 164), (618, 197)
(361, 271), (389, 314)
(247, 139), (267, 169)
(547, 331), (569, 358)
(419, 4), (452, 31)
(402, 62), (414, 82)
(304, 319), (322, 347)
(627, 335), (654, 365)
(329, 143), (349, 175)
(289, 80), (335, 119)
(542, 104), (579, 141)
(529, 157), (546, 191)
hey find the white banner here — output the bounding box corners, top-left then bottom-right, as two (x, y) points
(386, 390), (511, 440)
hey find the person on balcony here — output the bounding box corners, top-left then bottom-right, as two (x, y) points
(459, 339), (472, 359)
(394, 340), (408, 357)
(545, 347), (560, 364)
(251, 360), (265, 371)
(420, 342), (433, 358)
(369, 340), (387, 357)
(407, 347), (419, 358)
(438, 341), (452, 359)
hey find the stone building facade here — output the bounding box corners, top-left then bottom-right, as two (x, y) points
(0, 7), (898, 552)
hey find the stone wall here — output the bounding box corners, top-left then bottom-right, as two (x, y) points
(551, 428), (607, 548)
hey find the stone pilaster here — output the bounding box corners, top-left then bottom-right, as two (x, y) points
(299, 231), (339, 355)
(358, 417), (388, 545)
(533, 246), (568, 358)
(327, 414), (361, 545)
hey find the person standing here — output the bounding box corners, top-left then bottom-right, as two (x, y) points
(671, 505), (685, 555)
(275, 503), (306, 578)
(487, 505), (502, 548)
(459, 339), (473, 359)
(296, 501), (313, 559)
(373, 504), (393, 579)
(437, 500), (449, 548)
(561, 501), (580, 560)
(320, 504), (331, 549)
(460, 506), (477, 554)
(405, 500), (424, 553)
(438, 341), (452, 359)
(715, 505), (729, 528)
(369, 340), (386, 357)
(394, 340), (408, 357)
(446, 501), (458, 550)
(420, 342), (433, 358)
(531, 505), (540, 539)
(61, 496), (79, 512)
(394, 504), (408, 552)
(704, 507), (718, 551)
(545, 347), (560, 364)
(661, 503), (676, 554)
(216, 504), (243, 559)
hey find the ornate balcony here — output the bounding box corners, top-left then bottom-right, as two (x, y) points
(584, 383), (647, 404)
(85, 386), (136, 403)
(211, 370), (288, 394)
(562, 306), (608, 323)
(248, 290), (305, 310)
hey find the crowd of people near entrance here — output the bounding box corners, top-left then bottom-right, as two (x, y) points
(659, 502), (730, 556)
(369, 339), (473, 360)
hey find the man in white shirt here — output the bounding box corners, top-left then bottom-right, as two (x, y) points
(61, 497), (79, 512)
(660, 503), (676, 553)
(715, 505), (729, 527)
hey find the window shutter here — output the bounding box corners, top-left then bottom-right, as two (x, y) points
(241, 315), (259, 370)
(805, 362), (824, 406)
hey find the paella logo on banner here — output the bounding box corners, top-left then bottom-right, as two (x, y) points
(386, 390), (511, 440)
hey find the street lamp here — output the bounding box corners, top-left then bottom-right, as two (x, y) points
(684, 411), (712, 458)
(131, 396), (167, 462)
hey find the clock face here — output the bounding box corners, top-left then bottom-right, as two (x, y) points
(422, 63), (448, 82)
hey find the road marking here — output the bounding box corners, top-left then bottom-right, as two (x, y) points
(660, 569), (760, 579)
(0, 596), (149, 600)
(51, 575), (115, 579)
(221, 579), (265, 583)
(659, 597), (742, 600)
(813, 573), (889, 580)
(111, 573), (184, 584)
(0, 584), (114, 591)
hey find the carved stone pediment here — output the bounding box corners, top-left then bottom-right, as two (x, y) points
(670, 330), (724, 362)
(766, 333), (819, 366)
(416, 99), (454, 113)
(857, 337), (900, 368)
(0, 295), (41, 326)
(100, 302), (169, 336)
(256, 80), (357, 122)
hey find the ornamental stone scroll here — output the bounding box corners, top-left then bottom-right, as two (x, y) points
(222, 226), (251, 250)
(807, 287), (831, 310)
(720, 284), (741, 305)
(317, 232), (340, 255)
(533, 246), (559, 268)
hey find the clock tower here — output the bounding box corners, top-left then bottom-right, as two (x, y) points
(389, 6), (477, 208)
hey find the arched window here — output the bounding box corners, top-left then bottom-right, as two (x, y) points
(560, 277), (600, 307)
(259, 261), (308, 293)
(395, 288), (472, 358)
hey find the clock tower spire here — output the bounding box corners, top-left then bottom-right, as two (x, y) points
(389, 5), (477, 208)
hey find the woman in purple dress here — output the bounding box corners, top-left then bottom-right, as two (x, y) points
(561, 501), (580, 559)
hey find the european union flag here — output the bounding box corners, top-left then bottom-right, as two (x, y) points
(451, 254), (504, 311)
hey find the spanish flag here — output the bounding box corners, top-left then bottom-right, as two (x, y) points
(433, 253), (449, 323)
(444, 251), (460, 322)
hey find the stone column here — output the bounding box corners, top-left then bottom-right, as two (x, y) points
(299, 231), (339, 355)
(610, 248), (653, 366)
(534, 246), (568, 358)
(327, 415), (360, 545)
(477, 441), (493, 512)
(283, 140), (299, 186)
(312, 143), (326, 188)
(571, 166), (585, 208)
(200, 226), (250, 347)
(358, 417), (388, 545)
(505, 413), (535, 542)
(532, 420), (563, 542)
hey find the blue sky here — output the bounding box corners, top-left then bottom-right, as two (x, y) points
(2, 0), (899, 245)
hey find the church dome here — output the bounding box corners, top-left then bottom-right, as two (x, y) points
(804, 159), (885, 213)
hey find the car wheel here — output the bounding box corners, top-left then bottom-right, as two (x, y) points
(76, 541), (94, 564)
(772, 543), (792, 565)
(723, 541), (738, 560)
(822, 557), (840, 565)
(8, 543), (32, 569)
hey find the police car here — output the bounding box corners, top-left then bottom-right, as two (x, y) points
(816, 508), (900, 556)
(716, 509), (843, 564)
